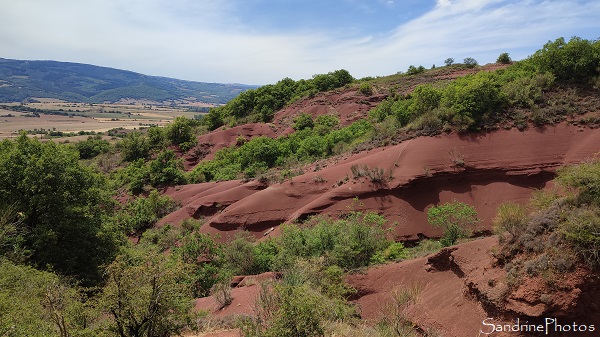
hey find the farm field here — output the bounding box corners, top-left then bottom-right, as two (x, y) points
(0, 99), (203, 139)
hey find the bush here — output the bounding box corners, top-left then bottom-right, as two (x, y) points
(120, 131), (150, 161)
(0, 135), (119, 285)
(149, 149), (187, 186)
(165, 116), (198, 150)
(273, 211), (390, 271)
(117, 190), (178, 234)
(557, 159), (600, 205)
(560, 208), (600, 267)
(444, 58), (455, 66)
(463, 57), (478, 68)
(493, 203), (528, 242)
(75, 135), (111, 159)
(529, 36), (600, 83)
(100, 248), (193, 337)
(293, 113), (314, 131)
(358, 83), (374, 96)
(441, 72), (505, 129)
(427, 200), (479, 246)
(497, 52), (511, 64)
(406, 65), (425, 75)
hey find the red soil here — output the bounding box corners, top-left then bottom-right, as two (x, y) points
(194, 237), (599, 337)
(162, 123), (599, 242)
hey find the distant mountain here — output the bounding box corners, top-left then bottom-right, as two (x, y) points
(0, 58), (258, 104)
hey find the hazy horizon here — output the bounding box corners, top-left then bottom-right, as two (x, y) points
(1, 0), (599, 84)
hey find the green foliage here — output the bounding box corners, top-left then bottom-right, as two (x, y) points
(0, 135), (119, 285)
(146, 126), (167, 149)
(493, 203), (528, 243)
(463, 57), (478, 68)
(370, 242), (407, 264)
(410, 84), (442, 114)
(188, 120), (372, 183)
(203, 70), (353, 129)
(0, 259), (102, 337)
(100, 247), (193, 337)
(500, 72), (554, 108)
(560, 207), (600, 267)
(171, 228), (224, 297)
(242, 259), (356, 337)
(557, 159), (600, 205)
(149, 149), (187, 186)
(444, 58), (455, 66)
(293, 112), (315, 131)
(358, 82), (374, 96)
(0, 259), (59, 336)
(497, 52), (512, 64)
(120, 131), (150, 162)
(441, 72), (505, 130)
(116, 149), (186, 193)
(0, 205), (26, 262)
(273, 211), (391, 271)
(75, 135), (111, 159)
(165, 116), (199, 151)
(529, 36), (600, 83)
(427, 200), (479, 246)
(406, 65), (426, 75)
(117, 190), (178, 234)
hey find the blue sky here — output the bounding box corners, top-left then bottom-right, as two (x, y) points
(0, 0), (598, 84)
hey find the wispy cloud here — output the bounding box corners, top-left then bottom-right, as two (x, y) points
(0, 0), (598, 84)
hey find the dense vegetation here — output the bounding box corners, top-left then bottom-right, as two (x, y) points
(189, 115), (371, 182)
(202, 69), (354, 128)
(492, 159), (600, 295)
(0, 58), (257, 103)
(1, 36), (599, 336)
(369, 36), (599, 133)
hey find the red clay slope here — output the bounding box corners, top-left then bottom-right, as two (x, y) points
(161, 123), (599, 241)
(194, 237), (599, 337)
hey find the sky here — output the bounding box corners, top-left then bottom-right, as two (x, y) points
(0, 0), (599, 84)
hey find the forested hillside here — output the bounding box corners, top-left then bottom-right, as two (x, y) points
(0, 58), (257, 104)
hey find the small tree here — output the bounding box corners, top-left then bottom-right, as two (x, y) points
(496, 52), (511, 64)
(427, 200), (479, 246)
(444, 58), (455, 66)
(463, 57), (478, 68)
(100, 248), (193, 337)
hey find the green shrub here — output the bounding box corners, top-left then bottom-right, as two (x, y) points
(358, 82), (374, 96)
(273, 211), (390, 271)
(529, 36), (600, 83)
(493, 203), (528, 242)
(172, 230), (223, 297)
(441, 72), (505, 129)
(427, 200), (479, 246)
(75, 135), (111, 159)
(117, 190), (178, 234)
(120, 131), (151, 162)
(293, 113), (314, 131)
(560, 208), (600, 267)
(444, 58), (455, 66)
(100, 247), (193, 337)
(406, 65), (425, 75)
(0, 135), (119, 285)
(204, 70), (353, 129)
(557, 159), (600, 205)
(497, 52), (511, 64)
(149, 149), (187, 186)
(463, 57), (478, 68)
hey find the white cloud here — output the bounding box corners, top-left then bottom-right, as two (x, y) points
(0, 0), (598, 83)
